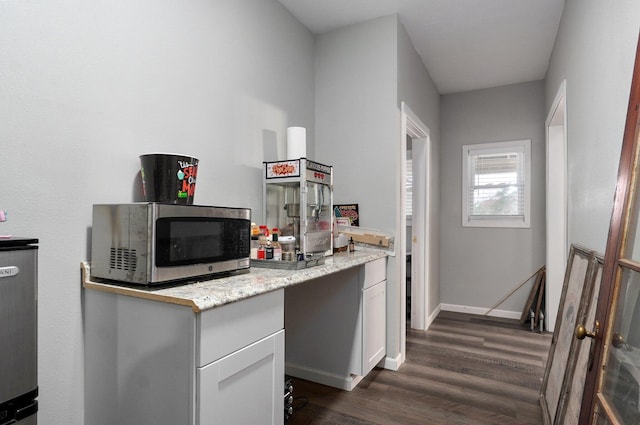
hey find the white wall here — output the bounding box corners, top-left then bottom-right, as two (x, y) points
(440, 81), (546, 315)
(314, 15), (400, 358)
(0, 1), (314, 423)
(397, 24), (441, 318)
(545, 0), (640, 253)
(315, 16), (398, 230)
(314, 15), (440, 362)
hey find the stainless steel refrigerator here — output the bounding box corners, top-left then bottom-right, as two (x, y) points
(0, 238), (38, 425)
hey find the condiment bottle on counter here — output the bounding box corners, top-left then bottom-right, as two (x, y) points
(257, 234), (267, 260)
(250, 223), (260, 259)
(271, 228), (282, 261)
(265, 238), (274, 260)
(279, 236), (295, 261)
(348, 237), (355, 253)
(250, 235), (259, 259)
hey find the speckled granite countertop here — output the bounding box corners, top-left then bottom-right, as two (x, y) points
(81, 250), (387, 312)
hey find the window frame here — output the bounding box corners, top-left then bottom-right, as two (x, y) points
(461, 139), (531, 228)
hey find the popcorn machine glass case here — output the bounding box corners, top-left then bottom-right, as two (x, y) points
(263, 159), (333, 257)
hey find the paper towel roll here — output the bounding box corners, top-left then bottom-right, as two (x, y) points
(287, 127), (306, 159)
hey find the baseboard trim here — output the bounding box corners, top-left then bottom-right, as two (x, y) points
(382, 352), (402, 371)
(285, 363), (362, 391)
(426, 304), (441, 330)
(440, 303), (521, 320)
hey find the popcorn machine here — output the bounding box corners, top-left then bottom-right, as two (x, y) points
(262, 159), (333, 258)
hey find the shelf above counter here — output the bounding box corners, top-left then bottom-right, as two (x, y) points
(81, 250), (387, 313)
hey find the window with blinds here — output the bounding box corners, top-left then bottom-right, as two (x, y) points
(462, 140), (531, 228)
(406, 157), (413, 217)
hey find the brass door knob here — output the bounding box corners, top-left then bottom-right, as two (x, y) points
(575, 320), (600, 340)
(612, 332), (626, 348)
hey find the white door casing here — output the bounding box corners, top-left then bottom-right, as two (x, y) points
(400, 102), (431, 364)
(545, 80), (568, 332)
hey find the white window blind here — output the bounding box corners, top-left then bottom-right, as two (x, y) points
(469, 151), (524, 216)
(406, 158), (413, 217)
(462, 140), (530, 228)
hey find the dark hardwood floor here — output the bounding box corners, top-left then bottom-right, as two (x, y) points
(286, 311), (552, 425)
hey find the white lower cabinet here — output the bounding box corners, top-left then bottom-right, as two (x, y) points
(84, 288), (284, 425)
(363, 280), (386, 374)
(84, 257), (386, 423)
(284, 257), (387, 390)
(360, 257), (387, 376)
(198, 330), (284, 425)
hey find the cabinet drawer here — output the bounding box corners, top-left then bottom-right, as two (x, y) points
(363, 257), (386, 289)
(198, 289), (284, 367)
(197, 330), (284, 425)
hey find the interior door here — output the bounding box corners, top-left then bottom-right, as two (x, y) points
(578, 33), (640, 425)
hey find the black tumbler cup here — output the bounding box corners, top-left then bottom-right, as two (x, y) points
(139, 153), (199, 204)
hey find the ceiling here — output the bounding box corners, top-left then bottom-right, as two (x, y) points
(277, 0), (565, 94)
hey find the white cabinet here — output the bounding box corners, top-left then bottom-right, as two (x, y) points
(284, 257), (387, 390)
(84, 288), (284, 425)
(359, 257), (387, 376)
(198, 330), (284, 425)
(197, 289), (284, 425)
(363, 281), (386, 374)
(83, 255), (387, 423)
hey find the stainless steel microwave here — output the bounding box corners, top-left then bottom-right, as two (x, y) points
(91, 203), (251, 285)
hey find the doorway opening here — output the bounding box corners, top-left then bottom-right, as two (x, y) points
(545, 80), (568, 332)
(406, 138), (413, 323)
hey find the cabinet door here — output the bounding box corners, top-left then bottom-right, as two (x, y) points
(197, 330), (284, 425)
(363, 280), (386, 375)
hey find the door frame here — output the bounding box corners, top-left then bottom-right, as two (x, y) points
(546, 80), (568, 332)
(400, 102), (431, 363)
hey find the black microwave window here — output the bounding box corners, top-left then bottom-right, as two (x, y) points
(155, 217), (250, 267)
